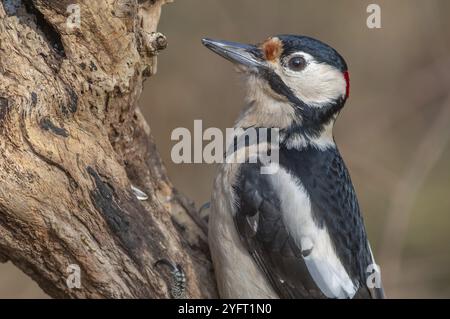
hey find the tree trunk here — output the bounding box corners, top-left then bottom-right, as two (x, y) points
(0, 0), (217, 298)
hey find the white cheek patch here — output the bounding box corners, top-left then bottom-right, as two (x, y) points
(278, 53), (347, 107)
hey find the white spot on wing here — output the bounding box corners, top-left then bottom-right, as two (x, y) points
(246, 211), (259, 235)
(300, 237), (314, 254)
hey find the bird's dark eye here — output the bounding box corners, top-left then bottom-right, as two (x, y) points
(287, 56), (306, 71)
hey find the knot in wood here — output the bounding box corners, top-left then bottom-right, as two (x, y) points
(142, 32), (167, 56)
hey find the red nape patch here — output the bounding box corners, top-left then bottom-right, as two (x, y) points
(344, 71), (350, 98)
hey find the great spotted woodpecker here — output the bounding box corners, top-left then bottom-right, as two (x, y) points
(203, 35), (384, 299)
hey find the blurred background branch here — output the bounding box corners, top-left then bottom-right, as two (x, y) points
(380, 87), (450, 287)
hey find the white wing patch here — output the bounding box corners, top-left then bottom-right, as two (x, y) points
(266, 163), (357, 299)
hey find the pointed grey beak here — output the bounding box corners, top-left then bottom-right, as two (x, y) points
(202, 38), (265, 71)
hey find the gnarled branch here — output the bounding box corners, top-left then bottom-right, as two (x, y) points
(0, 0), (216, 298)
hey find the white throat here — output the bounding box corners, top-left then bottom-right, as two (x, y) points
(235, 75), (297, 129)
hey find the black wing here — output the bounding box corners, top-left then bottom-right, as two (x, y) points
(233, 163), (325, 298)
(232, 146), (384, 299)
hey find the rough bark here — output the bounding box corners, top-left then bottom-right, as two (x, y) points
(0, 0), (216, 298)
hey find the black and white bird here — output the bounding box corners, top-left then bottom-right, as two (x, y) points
(202, 35), (384, 299)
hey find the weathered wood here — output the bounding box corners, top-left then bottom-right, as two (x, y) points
(0, 0), (216, 298)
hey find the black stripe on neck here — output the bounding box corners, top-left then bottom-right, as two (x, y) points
(259, 67), (346, 139)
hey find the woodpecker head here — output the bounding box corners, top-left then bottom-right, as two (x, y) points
(202, 35), (350, 144)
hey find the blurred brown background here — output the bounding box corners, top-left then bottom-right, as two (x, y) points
(1, 0), (450, 298)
